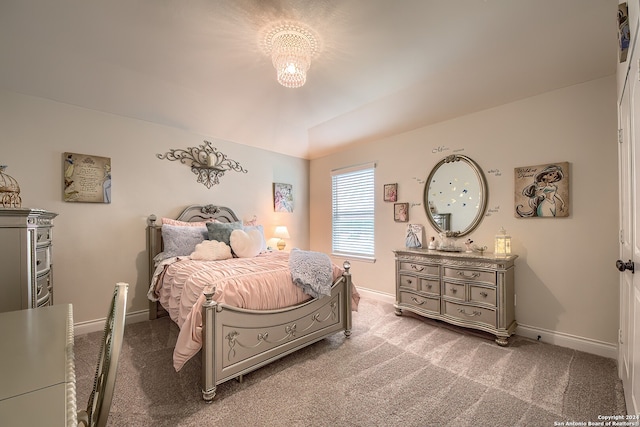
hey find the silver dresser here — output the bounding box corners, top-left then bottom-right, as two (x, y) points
(0, 208), (58, 312)
(394, 248), (517, 345)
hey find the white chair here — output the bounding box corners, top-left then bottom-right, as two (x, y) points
(78, 282), (128, 427)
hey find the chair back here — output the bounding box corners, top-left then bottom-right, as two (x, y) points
(77, 282), (128, 427)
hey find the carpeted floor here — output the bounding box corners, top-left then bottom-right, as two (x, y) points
(74, 297), (626, 426)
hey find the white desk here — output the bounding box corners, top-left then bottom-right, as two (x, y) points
(0, 304), (76, 426)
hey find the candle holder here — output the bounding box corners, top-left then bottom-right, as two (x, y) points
(157, 141), (248, 188)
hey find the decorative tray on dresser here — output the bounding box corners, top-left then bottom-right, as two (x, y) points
(393, 248), (517, 345)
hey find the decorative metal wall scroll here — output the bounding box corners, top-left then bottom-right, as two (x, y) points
(156, 140), (248, 188)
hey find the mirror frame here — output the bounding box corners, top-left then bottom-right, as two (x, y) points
(423, 154), (488, 237)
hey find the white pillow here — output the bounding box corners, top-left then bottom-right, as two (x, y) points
(230, 229), (263, 258)
(190, 240), (232, 261)
(243, 224), (267, 252)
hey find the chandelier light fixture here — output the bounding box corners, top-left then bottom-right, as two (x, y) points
(262, 22), (321, 88)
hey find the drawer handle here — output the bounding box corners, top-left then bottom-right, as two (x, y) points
(410, 264), (424, 272)
(457, 271), (480, 279)
(37, 260), (42, 266)
(450, 288), (458, 294)
(411, 297), (425, 305)
(458, 308), (481, 317)
(426, 284), (432, 289)
(480, 291), (488, 298)
(406, 279), (413, 285)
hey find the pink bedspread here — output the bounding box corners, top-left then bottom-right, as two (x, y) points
(153, 251), (358, 371)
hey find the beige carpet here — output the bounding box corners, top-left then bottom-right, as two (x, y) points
(74, 297), (626, 426)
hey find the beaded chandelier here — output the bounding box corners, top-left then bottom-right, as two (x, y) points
(262, 22), (321, 88)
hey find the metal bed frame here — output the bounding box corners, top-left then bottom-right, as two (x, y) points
(147, 204), (352, 402)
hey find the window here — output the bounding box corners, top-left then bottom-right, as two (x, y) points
(331, 163), (375, 260)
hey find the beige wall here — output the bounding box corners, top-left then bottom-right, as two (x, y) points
(1, 75), (619, 346)
(310, 76), (619, 345)
(1, 89), (309, 323)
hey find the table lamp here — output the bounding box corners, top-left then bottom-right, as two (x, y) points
(274, 226), (290, 250)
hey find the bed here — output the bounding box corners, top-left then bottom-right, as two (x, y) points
(147, 204), (356, 402)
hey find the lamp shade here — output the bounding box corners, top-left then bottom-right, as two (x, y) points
(274, 226), (290, 239)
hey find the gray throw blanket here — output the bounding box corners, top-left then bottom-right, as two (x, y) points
(289, 248), (333, 299)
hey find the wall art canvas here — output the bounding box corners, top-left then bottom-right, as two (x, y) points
(394, 202), (409, 222)
(405, 224), (423, 248)
(514, 161), (569, 218)
(619, 3), (630, 63)
(383, 183), (397, 202)
(273, 182), (293, 212)
(63, 152), (111, 203)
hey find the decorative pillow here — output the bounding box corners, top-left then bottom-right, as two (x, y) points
(242, 224), (267, 252)
(230, 229), (263, 258)
(190, 240), (232, 261)
(243, 215), (257, 226)
(160, 224), (208, 259)
(206, 221), (242, 245)
(162, 217), (219, 227)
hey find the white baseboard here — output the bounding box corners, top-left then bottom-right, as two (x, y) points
(515, 323), (617, 359)
(357, 287), (396, 304)
(76, 292), (619, 360)
(74, 309), (149, 336)
(356, 287), (618, 359)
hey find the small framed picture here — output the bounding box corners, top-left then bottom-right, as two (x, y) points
(273, 182), (293, 213)
(394, 203), (409, 222)
(405, 224), (423, 248)
(384, 183), (397, 202)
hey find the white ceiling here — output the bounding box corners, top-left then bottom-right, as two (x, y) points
(0, 0), (618, 159)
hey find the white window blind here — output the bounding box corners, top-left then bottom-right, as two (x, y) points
(331, 163), (375, 260)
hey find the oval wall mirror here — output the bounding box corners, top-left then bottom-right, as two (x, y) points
(423, 154), (488, 237)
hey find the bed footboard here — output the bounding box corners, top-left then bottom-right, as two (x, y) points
(201, 261), (352, 402)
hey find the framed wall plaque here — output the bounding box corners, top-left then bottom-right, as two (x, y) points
(63, 152), (111, 203)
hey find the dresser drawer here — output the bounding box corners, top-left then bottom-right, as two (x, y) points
(398, 291), (440, 314)
(443, 281), (465, 300)
(398, 261), (439, 276)
(36, 227), (52, 245)
(443, 267), (495, 286)
(35, 274), (51, 306)
(443, 301), (496, 328)
(399, 275), (440, 295)
(35, 246), (51, 274)
(419, 278), (439, 295)
(470, 285), (496, 306)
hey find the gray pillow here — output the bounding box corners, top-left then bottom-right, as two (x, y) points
(206, 221), (242, 245)
(160, 224), (208, 259)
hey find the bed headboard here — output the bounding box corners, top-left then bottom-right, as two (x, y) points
(147, 204), (240, 319)
(147, 203), (240, 253)
(147, 204), (239, 277)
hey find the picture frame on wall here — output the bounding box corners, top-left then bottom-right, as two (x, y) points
(619, 3), (630, 63)
(384, 183), (397, 202)
(514, 161), (569, 218)
(63, 152), (111, 203)
(394, 202), (409, 222)
(273, 182), (293, 212)
(405, 224), (423, 248)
